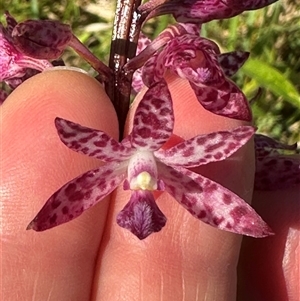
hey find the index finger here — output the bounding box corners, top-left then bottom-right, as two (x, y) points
(1, 70), (118, 301)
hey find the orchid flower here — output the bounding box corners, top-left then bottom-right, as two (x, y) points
(139, 0), (278, 23)
(27, 81), (272, 240)
(0, 12), (52, 88)
(130, 26), (249, 94)
(254, 134), (300, 190)
(126, 23), (251, 121)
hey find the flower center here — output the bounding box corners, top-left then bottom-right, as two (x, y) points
(127, 151), (158, 191)
(133, 171), (157, 190)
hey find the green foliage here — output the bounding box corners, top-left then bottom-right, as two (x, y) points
(1, 0), (299, 143)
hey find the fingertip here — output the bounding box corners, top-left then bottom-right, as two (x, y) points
(2, 69), (118, 203)
(1, 70), (119, 299)
(3, 70), (118, 137)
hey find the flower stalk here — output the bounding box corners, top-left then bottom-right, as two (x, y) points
(106, 0), (142, 138)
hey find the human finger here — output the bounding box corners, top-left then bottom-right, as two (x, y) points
(238, 185), (300, 301)
(92, 74), (256, 300)
(1, 70), (118, 301)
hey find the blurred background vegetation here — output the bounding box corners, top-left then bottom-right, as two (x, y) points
(1, 0), (299, 143)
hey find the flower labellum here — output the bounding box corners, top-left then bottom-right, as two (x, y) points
(27, 81), (272, 239)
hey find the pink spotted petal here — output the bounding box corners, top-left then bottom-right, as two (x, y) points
(218, 51), (250, 77)
(255, 155), (300, 190)
(128, 32), (152, 75)
(12, 20), (72, 59)
(228, 0), (278, 10)
(142, 52), (162, 87)
(131, 81), (174, 151)
(158, 163), (273, 237)
(131, 33), (151, 93)
(130, 24), (200, 93)
(142, 0), (278, 23)
(0, 22), (51, 81)
(5, 68), (40, 89)
(27, 162), (126, 231)
(141, 34), (251, 121)
(142, 0), (232, 22)
(155, 126), (255, 167)
(132, 68), (144, 94)
(163, 35), (221, 85)
(55, 117), (134, 162)
(116, 190), (167, 240)
(126, 23), (200, 73)
(190, 79), (252, 121)
(141, 31), (214, 88)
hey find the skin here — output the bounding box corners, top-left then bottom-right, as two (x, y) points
(1, 70), (299, 301)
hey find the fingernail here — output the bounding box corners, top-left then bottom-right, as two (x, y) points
(43, 66), (89, 75)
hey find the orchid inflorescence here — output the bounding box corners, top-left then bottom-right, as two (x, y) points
(1, 0), (299, 239)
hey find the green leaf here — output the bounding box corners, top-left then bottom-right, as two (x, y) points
(242, 58), (300, 108)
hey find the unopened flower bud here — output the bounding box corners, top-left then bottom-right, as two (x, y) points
(12, 20), (72, 59)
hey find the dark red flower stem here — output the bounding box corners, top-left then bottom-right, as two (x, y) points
(106, 0), (142, 140)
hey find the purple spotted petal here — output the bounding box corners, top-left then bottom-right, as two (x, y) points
(155, 126), (255, 167)
(0, 13), (52, 82)
(141, 34), (251, 121)
(9, 15), (110, 80)
(27, 162), (126, 231)
(255, 134), (298, 156)
(130, 32), (152, 71)
(141, 0), (278, 23)
(255, 155), (300, 190)
(12, 19), (72, 59)
(131, 33), (152, 93)
(142, 52), (163, 87)
(130, 23), (200, 93)
(142, 35), (212, 86)
(190, 80), (251, 120)
(55, 117), (134, 162)
(116, 190), (167, 240)
(158, 163), (273, 237)
(254, 134), (300, 190)
(218, 51), (250, 77)
(126, 23), (200, 74)
(131, 68), (144, 94)
(162, 35), (221, 85)
(131, 81), (174, 151)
